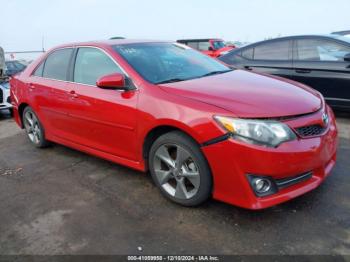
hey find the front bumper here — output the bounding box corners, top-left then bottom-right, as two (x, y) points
(202, 107), (338, 210)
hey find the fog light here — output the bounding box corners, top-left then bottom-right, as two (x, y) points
(247, 175), (277, 197)
(253, 178), (271, 193)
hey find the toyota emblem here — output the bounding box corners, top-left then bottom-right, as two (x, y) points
(322, 113), (329, 126)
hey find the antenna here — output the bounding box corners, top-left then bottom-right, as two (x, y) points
(42, 36), (45, 52)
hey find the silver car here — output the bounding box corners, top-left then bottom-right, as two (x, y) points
(0, 81), (12, 114)
(0, 47), (12, 114)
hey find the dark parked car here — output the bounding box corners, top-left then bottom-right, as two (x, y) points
(332, 30), (350, 38)
(219, 35), (350, 110)
(5, 60), (27, 76)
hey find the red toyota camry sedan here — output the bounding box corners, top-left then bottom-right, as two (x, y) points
(10, 40), (338, 210)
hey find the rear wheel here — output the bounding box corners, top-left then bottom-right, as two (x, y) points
(149, 131), (212, 206)
(23, 107), (50, 148)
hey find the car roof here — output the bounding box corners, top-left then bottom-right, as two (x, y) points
(332, 30), (350, 36)
(53, 39), (171, 49)
(177, 38), (223, 42)
(227, 34), (350, 53)
(257, 34), (350, 44)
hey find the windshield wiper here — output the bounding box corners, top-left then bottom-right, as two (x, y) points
(155, 69), (233, 84)
(199, 69), (233, 78)
(155, 78), (187, 84)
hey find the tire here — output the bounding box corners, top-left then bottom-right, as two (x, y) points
(22, 106), (50, 148)
(9, 108), (14, 117)
(149, 131), (212, 206)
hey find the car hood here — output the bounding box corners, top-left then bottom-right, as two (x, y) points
(159, 70), (322, 118)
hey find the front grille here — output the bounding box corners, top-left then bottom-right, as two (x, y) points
(275, 171), (312, 189)
(0, 88), (3, 103)
(295, 125), (326, 137)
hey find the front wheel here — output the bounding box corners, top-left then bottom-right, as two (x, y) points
(23, 107), (50, 148)
(149, 131), (212, 206)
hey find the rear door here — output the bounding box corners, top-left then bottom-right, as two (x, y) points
(240, 40), (294, 79)
(64, 46), (139, 160)
(292, 38), (350, 108)
(29, 48), (74, 139)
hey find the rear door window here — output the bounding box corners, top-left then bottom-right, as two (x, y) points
(33, 62), (44, 77)
(43, 48), (73, 81)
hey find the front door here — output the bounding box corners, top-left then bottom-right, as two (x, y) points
(64, 47), (139, 160)
(242, 40), (294, 80)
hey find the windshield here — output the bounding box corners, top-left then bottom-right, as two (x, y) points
(212, 41), (226, 50)
(113, 43), (230, 84)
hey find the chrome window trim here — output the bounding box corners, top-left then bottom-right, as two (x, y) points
(325, 97), (350, 102)
(74, 45), (129, 77)
(31, 45), (138, 91)
(34, 46), (74, 79)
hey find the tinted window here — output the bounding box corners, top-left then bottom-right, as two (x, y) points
(241, 48), (254, 59)
(33, 62), (44, 77)
(254, 41), (290, 60)
(187, 42), (199, 49)
(13, 61), (25, 70)
(296, 39), (350, 61)
(198, 42), (211, 51)
(74, 47), (123, 86)
(113, 43), (230, 84)
(43, 48), (73, 80)
(5, 62), (16, 70)
(212, 41), (225, 50)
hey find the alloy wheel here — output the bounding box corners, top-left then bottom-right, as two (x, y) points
(23, 110), (42, 145)
(153, 144), (200, 200)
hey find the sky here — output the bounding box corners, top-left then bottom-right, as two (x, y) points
(0, 0), (349, 60)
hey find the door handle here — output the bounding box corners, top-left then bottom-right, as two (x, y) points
(295, 69), (311, 74)
(69, 90), (78, 98)
(29, 83), (36, 90)
(244, 66), (252, 71)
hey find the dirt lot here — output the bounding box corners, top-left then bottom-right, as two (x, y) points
(0, 110), (349, 255)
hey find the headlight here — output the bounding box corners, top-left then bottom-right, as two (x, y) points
(214, 116), (296, 147)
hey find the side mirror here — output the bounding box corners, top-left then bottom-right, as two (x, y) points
(344, 53), (350, 62)
(96, 73), (133, 90)
(208, 46), (214, 51)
